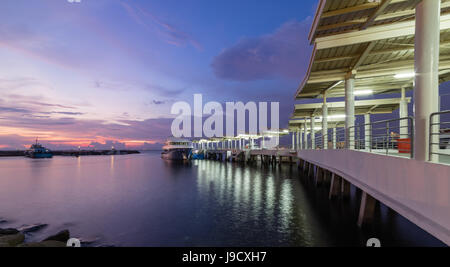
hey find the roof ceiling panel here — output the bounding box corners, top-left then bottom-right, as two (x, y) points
(297, 1), (450, 99)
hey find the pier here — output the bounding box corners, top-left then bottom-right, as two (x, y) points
(293, 0), (450, 246)
(192, 131), (298, 164)
(195, 0), (450, 246)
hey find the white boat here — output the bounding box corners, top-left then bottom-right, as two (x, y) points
(25, 138), (53, 159)
(161, 138), (193, 160)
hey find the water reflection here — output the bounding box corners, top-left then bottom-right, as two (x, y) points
(0, 152), (444, 247)
(194, 160), (297, 243)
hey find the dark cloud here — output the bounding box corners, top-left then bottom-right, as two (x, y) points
(120, 1), (203, 51)
(50, 111), (84, 116)
(144, 83), (186, 97)
(211, 20), (312, 81)
(88, 140), (127, 150)
(0, 106), (30, 113)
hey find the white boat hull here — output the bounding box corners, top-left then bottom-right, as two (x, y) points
(161, 149), (191, 160)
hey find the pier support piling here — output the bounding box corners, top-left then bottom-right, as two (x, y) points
(329, 173), (342, 199)
(341, 179), (351, 199)
(357, 191), (377, 227)
(315, 167), (324, 186)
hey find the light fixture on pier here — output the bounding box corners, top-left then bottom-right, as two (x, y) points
(354, 90), (373, 96)
(328, 114), (346, 119)
(394, 72), (415, 79)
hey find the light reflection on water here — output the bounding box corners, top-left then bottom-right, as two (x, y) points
(0, 151), (444, 247)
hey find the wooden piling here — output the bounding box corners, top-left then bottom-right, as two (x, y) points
(329, 173), (342, 199)
(357, 191), (377, 227)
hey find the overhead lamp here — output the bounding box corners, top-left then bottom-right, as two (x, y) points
(354, 90), (373, 96)
(328, 114), (346, 119)
(394, 72), (415, 79)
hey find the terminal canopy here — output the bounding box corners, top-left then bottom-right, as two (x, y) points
(296, 0), (450, 99)
(289, 119), (345, 132)
(291, 97), (411, 118)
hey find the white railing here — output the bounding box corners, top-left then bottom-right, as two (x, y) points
(429, 110), (450, 160)
(308, 117), (414, 159)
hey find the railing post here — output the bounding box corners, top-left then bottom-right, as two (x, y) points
(410, 117), (414, 159)
(386, 122), (390, 155)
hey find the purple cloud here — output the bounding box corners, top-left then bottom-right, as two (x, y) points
(120, 1), (202, 51)
(211, 19), (312, 81)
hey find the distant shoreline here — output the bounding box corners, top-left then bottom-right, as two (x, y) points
(0, 150), (141, 157)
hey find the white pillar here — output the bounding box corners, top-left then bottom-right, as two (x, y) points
(291, 132), (295, 150)
(414, 0), (440, 162)
(333, 127), (337, 149)
(262, 136), (265, 149)
(322, 97), (328, 149)
(299, 129), (303, 150)
(399, 87), (409, 138)
(365, 114), (371, 151)
(303, 121), (307, 149)
(311, 116), (316, 149)
(296, 130), (300, 150)
(345, 77), (355, 149)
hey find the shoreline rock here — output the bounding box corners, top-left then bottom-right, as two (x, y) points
(0, 233), (25, 247)
(0, 228), (19, 236)
(43, 229), (70, 243)
(18, 223), (48, 233)
(0, 227), (72, 247)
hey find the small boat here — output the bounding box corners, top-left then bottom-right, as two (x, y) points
(161, 138), (193, 160)
(25, 139), (53, 158)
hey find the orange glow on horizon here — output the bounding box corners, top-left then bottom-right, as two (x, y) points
(0, 125), (162, 149)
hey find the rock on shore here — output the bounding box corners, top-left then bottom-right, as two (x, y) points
(0, 227), (71, 247)
(0, 233), (25, 247)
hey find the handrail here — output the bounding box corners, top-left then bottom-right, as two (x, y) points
(429, 110), (450, 161)
(307, 117), (414, 159)
(348, 117), (414, 158)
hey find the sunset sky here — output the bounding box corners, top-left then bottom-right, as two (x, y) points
(0, 0), (320, 150)
(2, 0), (449, 150)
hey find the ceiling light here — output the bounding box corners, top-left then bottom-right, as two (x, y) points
(328, 114), (346, 119)
(354, 90), (373, 96)
(394, 72), (415, 79)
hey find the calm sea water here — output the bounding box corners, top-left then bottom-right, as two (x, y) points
(0, 151), (444, 247)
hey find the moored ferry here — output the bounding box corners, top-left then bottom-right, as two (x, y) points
(161, 138), (193, 160)
(25, 139), (53, 159)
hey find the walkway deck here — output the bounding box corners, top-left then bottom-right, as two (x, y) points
(297, 149), (450, 245)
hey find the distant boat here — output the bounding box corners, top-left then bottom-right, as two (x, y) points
(161, 138), (193, 160)
(25, 139), (53, 159)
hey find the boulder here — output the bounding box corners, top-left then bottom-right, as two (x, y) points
(18, 224), (48, 233)
(0, 228), (19, 236)
(0, 233), (25, 247)
(43, 229), (70, 242)
(18, 240), (66, 247)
